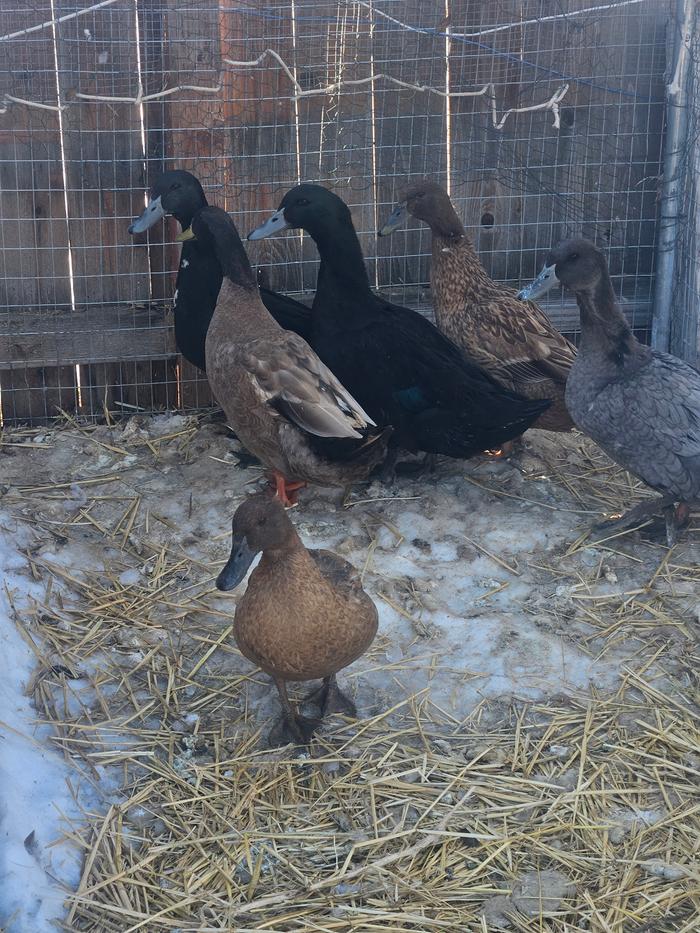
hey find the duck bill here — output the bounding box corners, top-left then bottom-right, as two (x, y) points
(378, 202), (407, 237)
(247, 208), (289, 241)
(128, 195), (166, 234)
(216, 534), (257, 591)
(176, 226), (195, 242)
(517, 263), (558, 301)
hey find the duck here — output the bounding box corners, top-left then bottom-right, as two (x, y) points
(248, 184), (550, 472)
(519, 237), (700, 545)
(128, 169), (311, 371)
(192, 205), (390, 505)
(216, 493), (378, 745)
(378, 180), (576, 433)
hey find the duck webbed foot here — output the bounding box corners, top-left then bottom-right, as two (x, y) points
(304, 674), (357, 718)
(591, 495), (674, 541)
(378, 449), (437, 483)
(267, 471), (307, 508)
(267, 711), (320, 747)
(268, 677), (320, 747)
(663, 501), (691, 548)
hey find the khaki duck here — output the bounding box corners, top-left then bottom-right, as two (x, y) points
(379, 181), (576, 434)
(216, 493), (378, 745)
(192, 206), (390, 506)
(519, 238), (700, 545)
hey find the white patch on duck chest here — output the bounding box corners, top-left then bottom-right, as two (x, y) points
(181, 259), (189, 269)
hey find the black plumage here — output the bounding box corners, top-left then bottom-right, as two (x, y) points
(248, 184), (550, 460)
(128, 170), (311, 371)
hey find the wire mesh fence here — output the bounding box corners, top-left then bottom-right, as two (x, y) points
(666, 0), (699, 366)
(0, 0), (671, 425)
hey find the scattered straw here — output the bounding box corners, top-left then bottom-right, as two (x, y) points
(0, 419), (697, 932)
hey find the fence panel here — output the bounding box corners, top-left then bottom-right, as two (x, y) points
(0, 1), (672, 425)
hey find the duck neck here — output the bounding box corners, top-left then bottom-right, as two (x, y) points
(310, 216), (373, 304)
(175, 193), (208, 230)
(425, 200), (466, 240)
(575, 274), (638, 364)
(258, 535), (310, 574)
(212, 278), (280, 340)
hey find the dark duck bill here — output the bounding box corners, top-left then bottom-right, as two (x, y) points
(216, 532), (257, 592)
(247, 208), (290, 240)
(517, 262), (559, 301)
(377, 201), (408, 237)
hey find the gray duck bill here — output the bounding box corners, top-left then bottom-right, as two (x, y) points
(128, 195), (166, 234)
(517, 263), (558, 301)
(247, 208), (289, 240)
(378, 202), (407, 237)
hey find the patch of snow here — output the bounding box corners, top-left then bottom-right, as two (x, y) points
(0, 522), (109, 932)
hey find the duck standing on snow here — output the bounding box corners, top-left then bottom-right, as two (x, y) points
(379, 181), (576, 433)
(216, 494), (378, 745)
(192, 206), (390, 505)
(519, 238), (700, 544)
(248, 184), (550, 472)
(128, 170), (311, 371)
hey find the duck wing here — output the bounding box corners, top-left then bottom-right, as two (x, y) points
(576, 351), (700, 498)
(245, 333), (376, 439)
(472, 296), (576, 386)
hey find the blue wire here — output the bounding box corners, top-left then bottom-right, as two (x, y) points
(218, 2), (664, 103)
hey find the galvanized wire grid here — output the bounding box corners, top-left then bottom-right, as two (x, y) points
(0, 1), (670, 424)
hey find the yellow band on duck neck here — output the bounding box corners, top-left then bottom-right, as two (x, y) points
(176, 227), (195, 242)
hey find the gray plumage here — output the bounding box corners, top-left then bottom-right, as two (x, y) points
(524, 238), (700, 523)
(567, 345), (700, 502)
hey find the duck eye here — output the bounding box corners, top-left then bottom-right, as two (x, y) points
(296, 198), (310, 206)
(568, 253), (579, 262)
(171, 182), (181, 191)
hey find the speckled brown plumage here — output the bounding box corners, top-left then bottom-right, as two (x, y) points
(193, 207), (389, 494)
(218, 495), (378, 744)
(387, 182), (576, 432)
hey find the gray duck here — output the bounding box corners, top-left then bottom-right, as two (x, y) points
(519, 237), (700, 544)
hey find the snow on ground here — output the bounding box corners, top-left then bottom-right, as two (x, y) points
(0, 412), (697, 928)
(0, 521), (114, 932)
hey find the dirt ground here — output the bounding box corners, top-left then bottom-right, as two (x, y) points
(1, 413), (698, 931)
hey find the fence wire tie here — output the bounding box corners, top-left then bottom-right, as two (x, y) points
(223, 49), (570, 130)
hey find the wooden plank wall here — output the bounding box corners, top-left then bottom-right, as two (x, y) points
(0, 0), (669, 425)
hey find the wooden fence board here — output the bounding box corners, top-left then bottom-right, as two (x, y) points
(0, 4), (77, 421)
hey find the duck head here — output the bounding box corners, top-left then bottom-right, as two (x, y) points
(247, 184), (352, 241)
(517, 238), (604, 301)
(190, 206), (256, 289)
(379, 180), (464, 239)
(216, 494), (298, 591)
(128, 170), (207, 235)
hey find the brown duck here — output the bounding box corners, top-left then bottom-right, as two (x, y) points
(379, 181), (576, 432)
(216, 494), (378, 745)
(192, 206), (390, 505)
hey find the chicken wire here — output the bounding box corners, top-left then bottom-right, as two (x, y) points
(0, 0), (671, 425)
